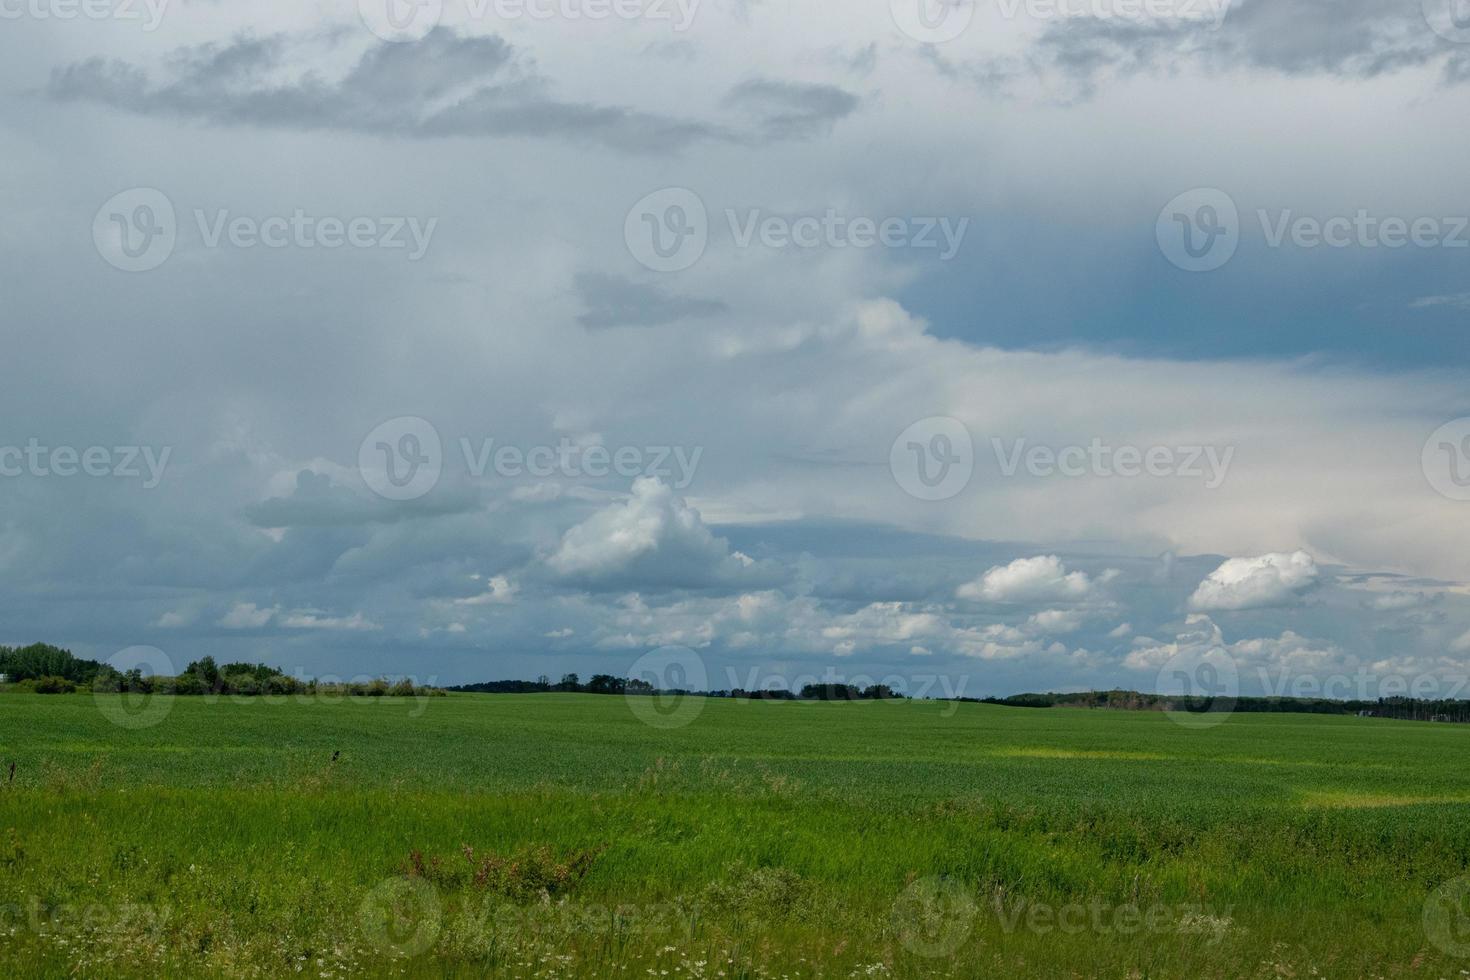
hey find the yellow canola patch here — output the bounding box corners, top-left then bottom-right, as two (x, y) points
(1298, 789), (1470, 809)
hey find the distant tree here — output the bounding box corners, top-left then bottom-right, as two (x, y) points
(585, 674), (625, 695)
(556, 673), (582, 692)
(799, 683), (861, 701)
(185, 656), (221, 690)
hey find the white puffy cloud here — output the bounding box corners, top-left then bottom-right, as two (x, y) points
(958, 556), (1097, 603)
(453, 575), (518, 606)
(278, 610), (380, 631)
(1028, 609), (1086, 634)
(548, 478), (767, 589)
(1188, 551), (1320, 612)
(218, 602), (278, 629)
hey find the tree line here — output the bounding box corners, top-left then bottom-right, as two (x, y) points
(448, 673), (906, 701)
(0, 644), (441, 697)
(979, 689), (1470, 723)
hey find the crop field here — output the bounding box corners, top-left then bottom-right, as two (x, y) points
(3, 692), (1470, 978)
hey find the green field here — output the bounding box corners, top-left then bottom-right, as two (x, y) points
(3, 692), (1470, 977)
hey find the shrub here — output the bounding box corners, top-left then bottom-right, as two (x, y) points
(29, 676), (77, 694)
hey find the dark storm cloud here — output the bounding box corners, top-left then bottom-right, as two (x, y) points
(574, 273), (726, 329)
(925, 0), (1470, 98)
(723, 78), (862, 140)
(46, 29), (859, 153)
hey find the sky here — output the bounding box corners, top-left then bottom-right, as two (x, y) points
(1, 0), (1469, 698)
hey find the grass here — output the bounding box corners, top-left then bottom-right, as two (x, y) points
(3, 691), (1470, 977)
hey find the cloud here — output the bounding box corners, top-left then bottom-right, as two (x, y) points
(547, 478), (770, 590)
(46, 30), (858, 154)
(1188, 550), (1320, 611)
(723, 78), (861, 140)
(218, 602), (278, 629)
(957, 556), (1098, 603)
(47, 29), (724, 154)
(1411, 293), (1470, 312)
(453, 575), (518, 606)
(1028, 608), (1086, 634)
(931, 0), (1470, 100)
(575, 273), (726, 329)
(278, 609), (380, 631)
(244, 470), (478, 528)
